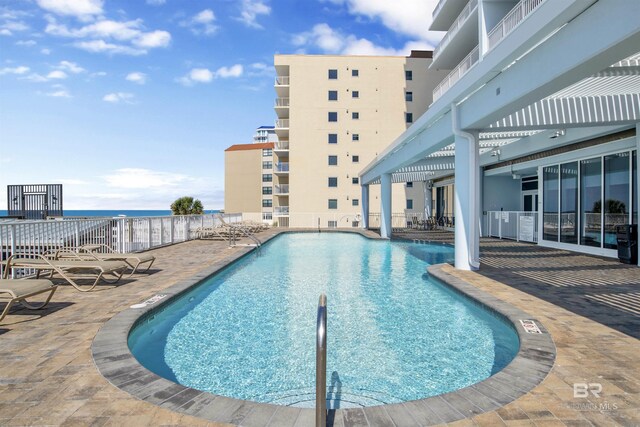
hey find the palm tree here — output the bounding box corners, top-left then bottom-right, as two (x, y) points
(170, 197), (204, 215)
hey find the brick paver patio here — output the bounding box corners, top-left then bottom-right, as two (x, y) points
(0, 230), (638, 426)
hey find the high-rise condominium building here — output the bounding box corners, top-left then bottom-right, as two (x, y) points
(271, 52), (449, 228)
(253, 126), (278, 144)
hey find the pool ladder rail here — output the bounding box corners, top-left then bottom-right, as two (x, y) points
(228, 226), (262, 248)
(316, 294), (327, 427)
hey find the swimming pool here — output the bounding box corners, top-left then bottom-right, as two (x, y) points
(129, 233), (519, 408)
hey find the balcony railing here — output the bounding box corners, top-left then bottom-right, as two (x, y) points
(274, 206), (290, 215)
(487, 0), (546, 51)
(433, 0), (478, 61)
(275, 76), (290, 85)
(275, 162), (289, 172)
(275, 119), (289, 128)
(274, 184), (289, 194)
(433, 45), (480, 101)
(275, 98), (290, 107)
(274, 141), (289, 150)
(432, 0), (448, 19)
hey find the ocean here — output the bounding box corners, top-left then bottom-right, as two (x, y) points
(0, 210), (220, 218)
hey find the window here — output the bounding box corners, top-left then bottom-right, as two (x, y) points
(406, 181), (413, 188)
(328, 133), (338, 144)
(352, 112), (359, 120)
(328, 177), (338, 187)
(405, 91), (413, 102)
(328, 199), (338, 209)
(352, 69), (359, 77)
(580, 159), (601, 247)
(352, 155), (359, 163)
(262, 212), (272, 221)
(328, 155), (338, 166)
(328, 69), (338, 79)
(352, 91), (359, 98)
(262, 161), (272, 169)
(262, 199), (272, 208)
(405, 70), (412, 81)
(262, 186), (272, 195)
(406, 199), (413, 210)
(406, 113), (413, 123)
(352, 134), (359, 141)
(352, 177), (359, 184)
(328, 220), (338, 228)
(561, 162), (578, 244)
(328, 112), (338, 122)
(262, 174), (272, 182)
(328, 90), (338, 101)
(262, 148), (272, 157)
(352, 199), (359, 206)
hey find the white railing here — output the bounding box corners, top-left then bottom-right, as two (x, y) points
(275, 162), (289, 172)
(275, 98), (290, 107)
(274, 184), (289, 194)
(486, 211), (539, 243)
(433, 0), (478, 61)
(487, 0), (546, 51)
(0, 213), (243, 277)
(275, 76), (290, 85)
(432, 0), (448, 19)
(274, 206), (290, 216)
(275, 119), (289, 128)
(433, 45), (480, 101)
(275, 141), (289, 150)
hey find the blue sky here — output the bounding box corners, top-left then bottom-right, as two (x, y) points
(0, 0), (442, 210)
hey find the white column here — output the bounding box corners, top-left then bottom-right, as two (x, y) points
(424, 181), (433, 218)
(636, 123), (639, 266)
(454, 132), (480, 270)
(477, 0), (489, 59)
(361, 184), (370, 229)
(380, 173), (392, 239)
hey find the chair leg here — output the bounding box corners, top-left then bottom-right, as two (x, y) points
(19, 287), (57, 310)
(0, 299), (17, 323)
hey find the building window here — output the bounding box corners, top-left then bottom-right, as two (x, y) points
(328, 199), (338, 209)
(328, 155), (338, 166)
(352, 69), (359, 77)
(262, 186), (272, 195)
(352, 177), (359, 184)
(405, 91), (413, 102)
(328, 69), (338, 79)
(406, 181), (413, 188)
(262, 174), (272, 182)
(352, 91), (359, 98)
(405, 70), (412, 81)
(328, 220), (338, 228)
(352, 112), (359, 120)
(352, 199), (359, 206)
(406, 113), (413, 123)
(328, 90), (338, 101)
(262, 161), (272, 169)
(352, 134), (359, 141)
(262, 212), (272, 221)
(262, 199), (272, 208)
(328, 177), (338, 187)
(328, 112), (338, 122)
(406, 199), (413, 210)
(352, 155), (359, 163)
(328, 133), (338, 144)
(262, 148), (272, 157)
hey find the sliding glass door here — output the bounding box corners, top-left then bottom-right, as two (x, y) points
(580, 158), (602, 248)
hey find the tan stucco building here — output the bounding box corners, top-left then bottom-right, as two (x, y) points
(224, 142), (274, 217)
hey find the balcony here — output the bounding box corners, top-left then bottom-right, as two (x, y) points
(274, 97), (290, 119)
(274, 206), (289, 216)
(275, 98), (290, 107)
(275, 76), (289, 98)
(487, 0), (546, 52)
(275, 119), (289, 129)
(275, 76), (289, 86)
(431, 0), (478, 69)
(433, 45), (480, 101)
(274, 162), (289, 175)
(274, 141), (289, 153)
(431, 0), (469, 31)
(274, 184), (289, 195)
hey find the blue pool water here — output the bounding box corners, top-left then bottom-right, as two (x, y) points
(129, 233), (519, 408)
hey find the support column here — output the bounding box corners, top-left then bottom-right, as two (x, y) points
(424, 180), (433, 218)
(454, 132), (480, 271)
(380, 173), (392, 239)
(361, 184), (370, 229)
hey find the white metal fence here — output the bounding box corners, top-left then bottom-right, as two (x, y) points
(486, 211), (539, 243)
(0, 213), (242, 277)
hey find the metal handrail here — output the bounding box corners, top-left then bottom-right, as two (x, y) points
(316, 294), (327, 427)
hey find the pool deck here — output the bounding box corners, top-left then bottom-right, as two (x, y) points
(0, 229), (638, 426)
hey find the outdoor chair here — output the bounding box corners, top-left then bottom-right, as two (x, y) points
(64, 244), (156, 276)
(2, 254), (128, 292)
(0, 279), (58, 322)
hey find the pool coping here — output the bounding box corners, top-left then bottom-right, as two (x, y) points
(91, 229), (556, 426)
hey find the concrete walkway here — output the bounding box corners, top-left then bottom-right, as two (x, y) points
(0, 231), (638, 426)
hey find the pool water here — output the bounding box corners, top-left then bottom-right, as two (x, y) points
(129, 233), (519, 408)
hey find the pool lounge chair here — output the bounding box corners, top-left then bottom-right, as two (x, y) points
(69, 244), (155, 276)
(0, 279), (57, 322)
(3, 254), (128, 292)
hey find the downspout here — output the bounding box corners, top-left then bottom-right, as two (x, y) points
(451, 103), (481, 269)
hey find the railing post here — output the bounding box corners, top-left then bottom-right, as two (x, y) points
(74, 221), (80, 248)
(170, 216), (175, 243)
(9, 224), (16, 279)
(516, 213), (520, 242)
(148, 218), (152, 249)
(316, 294), (327, 427)
(159, 218), (164, 245)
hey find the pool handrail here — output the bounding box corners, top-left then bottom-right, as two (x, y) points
(316, 293), (327, 427)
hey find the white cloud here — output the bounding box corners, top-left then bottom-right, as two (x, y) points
(36, 0), (104, 20)
(46, 89), (71, 97)
(46, 70), (67, 79)
(132, 30), (171, 48)
(57, 60), (85, 73)
(181, 9), (218, 35)
(237, 0), (270, 29)
(103, 92), (134, 103)
(126, 71), (147, 84)
(0, 65), (30, 75)
(15, 39), (36, 46)
(74, 39), (146, 55)
(0, 20), (29, 36)
(216, 64), (243, 78)
(23, 73), (49, 82)
(104, 168), (190, 189)
(146, 0), (166, 5)
(56, 178), (87, 185)
(177, 65), (243, 86)
(41, 48), (52, 55)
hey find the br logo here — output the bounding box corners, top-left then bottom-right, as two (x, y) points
(574, 383), (602, 398)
